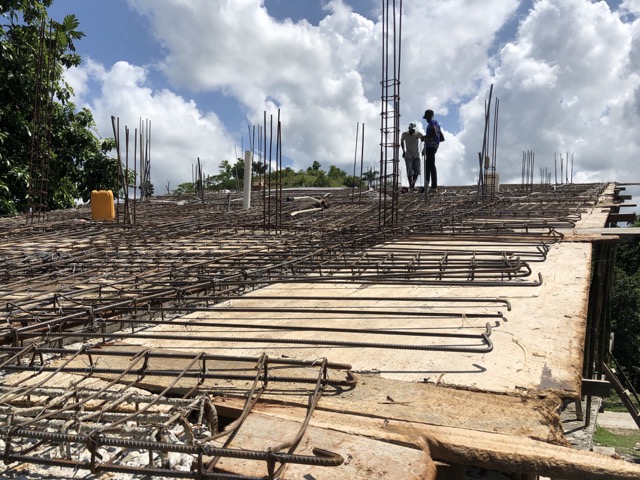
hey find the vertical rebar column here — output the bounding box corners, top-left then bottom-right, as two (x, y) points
(352, 122), (359, 203)
(110, 116), (122, 222)
(243, 150), (252, 209)
(379, 0), (402, 229)
(570, 152), (574, 184)
(140, 120), (145, 200)
(529, 151), (535, 190)
(263, 111), (268, 226)
(359, 123), (365, 202)
(521, 150), (534, 191)
(124, 126), (131, 222)
(263, 110), (282, 231)
(138, 118), (151, 202)
(133, 127), (138, 223)
(489, 98), (499, 199)
(194, 157), (204, 203)
(264, 112), (272, 228)
(276, 109), (283, 230)
(247, 124), (257, 210)
(477, 84), (493, 203)
(27, 20), (57, 224)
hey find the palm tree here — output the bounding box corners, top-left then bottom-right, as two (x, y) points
(362, 168), (380, 188)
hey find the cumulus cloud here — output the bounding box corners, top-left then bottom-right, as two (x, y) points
(65, 0), (640, 190)
(459, 0), (640, 184)
(125, 0), (383, 173)
(121, 0), (524, 184)
(68, 59), (237, 188)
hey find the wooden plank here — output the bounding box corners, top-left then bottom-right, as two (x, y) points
(596, 203), (637, 208)
(417, 422), (640, 480)
(64, 351), (564, 442)
(607, 213), (637, 223)
(207, 412), (436, 480)
(114, 240), (592, 397)
(247, 402), (640, 480)
(560, 227), (640, 241)
(581, 378), (611, 397)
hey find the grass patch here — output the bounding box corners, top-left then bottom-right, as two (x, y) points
(594, 426), (640, 461)
(602, 390), (637, 413)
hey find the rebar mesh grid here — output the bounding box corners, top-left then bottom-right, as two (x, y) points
(0, 182), (610, 477)
(1, 183), (607, 340)
(0, 346), (351, 478)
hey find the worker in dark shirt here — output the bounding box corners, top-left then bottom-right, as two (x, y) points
(422, 109), (444, 194)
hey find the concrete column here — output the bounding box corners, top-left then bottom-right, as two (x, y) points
(243, 150), (252, 209)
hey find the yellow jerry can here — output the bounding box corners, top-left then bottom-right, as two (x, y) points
(90, 190), (115, 220)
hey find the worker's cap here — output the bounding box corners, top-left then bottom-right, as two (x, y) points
(409, 122), (416, 129)
(422, 109), (434, 119)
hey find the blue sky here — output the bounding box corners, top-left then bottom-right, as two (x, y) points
(45, 0), (640, 196)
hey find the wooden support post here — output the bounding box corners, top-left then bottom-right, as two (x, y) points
(583, 240), (617, 426)
(575, 398), (584, 422)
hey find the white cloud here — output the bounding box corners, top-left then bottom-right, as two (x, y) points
(66, 0), (640, 190)
(125, 0), (385, 174)
(467, 0), (640, 184)
(64, 62), (90, 101)
(621, 0), (640, 16)
(67, 59), (237, 188)
(122, 0), (525, 183)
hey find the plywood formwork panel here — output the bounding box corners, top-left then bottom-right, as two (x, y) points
(118, 240), (591, 397)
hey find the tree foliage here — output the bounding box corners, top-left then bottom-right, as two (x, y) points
(362, 169), (380, 187)
(0, 1), (118, 214)
(611, 218), (640, 389)
(175, 159), (367, 194)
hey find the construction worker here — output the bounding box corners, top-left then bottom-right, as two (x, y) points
(422, 109), (445, 193)
(400, 122), (423, 192)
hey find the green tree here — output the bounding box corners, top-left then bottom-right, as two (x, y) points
(343, 175), (364, 188)
(328, 165), (346, 180)
(362, 169), (379, 188)
(78, 138), (120, 202)
(615, 218), (640, 277)
(611, 218), (640, 389)
(210, 158), (266, 191)
(313, 170), (329, 187)
(0, 2), (116, 213)
(252, 159), (266, 176)
(139, 181), (154, 199)
(611, 267), (640, 389)
(174, 182), (195, 195)
(218, 159), (233, 178)
(233, 158), (245, 180)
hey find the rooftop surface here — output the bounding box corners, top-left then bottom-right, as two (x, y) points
(1, 182), (639, 479)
